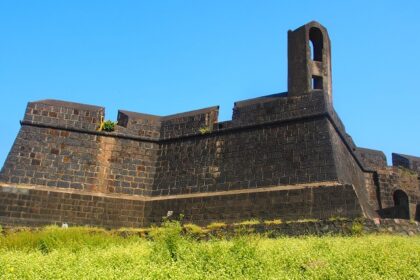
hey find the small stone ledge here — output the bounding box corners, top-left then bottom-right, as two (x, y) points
(189, 218), (419, 237)
(129, 218), (420, 238)
(0, 181), (341, 201)
(3, 218), (417, 238)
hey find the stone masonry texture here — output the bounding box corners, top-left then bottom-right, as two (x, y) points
(0, 21), (419, 228)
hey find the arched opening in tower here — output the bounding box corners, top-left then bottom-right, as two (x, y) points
(393, 190), (410, 219)
(309, 27), (323, 62)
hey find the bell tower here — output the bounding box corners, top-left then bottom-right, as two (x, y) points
(287, 21), (332, 103)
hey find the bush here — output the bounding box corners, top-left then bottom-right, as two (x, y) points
(351, 221), (364, 235)
(101, 120), (117, 132)
(149, 219), (184, 261)
(0, 226), (130, 253)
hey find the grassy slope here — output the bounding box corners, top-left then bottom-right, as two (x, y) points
(0, 225), (419, 280)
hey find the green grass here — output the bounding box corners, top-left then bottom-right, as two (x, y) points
(0, 223), (419, 279)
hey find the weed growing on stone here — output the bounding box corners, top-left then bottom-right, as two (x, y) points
(264, 219), (282, 225)
(198, 126), (212, 134)
(206, 222), (227, 230)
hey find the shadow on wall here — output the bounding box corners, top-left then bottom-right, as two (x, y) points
(379, 189), (412, 220)
(416, 204), (420, 221)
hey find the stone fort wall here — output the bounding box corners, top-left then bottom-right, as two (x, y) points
(0, 89), (368, 227)
(0, 21), (418, 228)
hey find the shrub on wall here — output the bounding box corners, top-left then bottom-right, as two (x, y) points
(98, 120), (118, 132)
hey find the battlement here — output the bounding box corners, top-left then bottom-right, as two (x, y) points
(117, 110), (162, 139)
(21, 89), (335, 142)
(355, 148), (388, 170)
(23, 99), (104, 131)
(392, 153), (420, 173)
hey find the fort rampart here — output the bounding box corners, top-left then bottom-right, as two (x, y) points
(0, 21), (418, 228)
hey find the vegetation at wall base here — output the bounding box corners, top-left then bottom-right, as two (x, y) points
(0, 221), (419, 279)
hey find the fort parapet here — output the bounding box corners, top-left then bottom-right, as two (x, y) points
(0, 21), (419, 228)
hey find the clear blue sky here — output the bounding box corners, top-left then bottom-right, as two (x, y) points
(1, 1), (419, 166)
